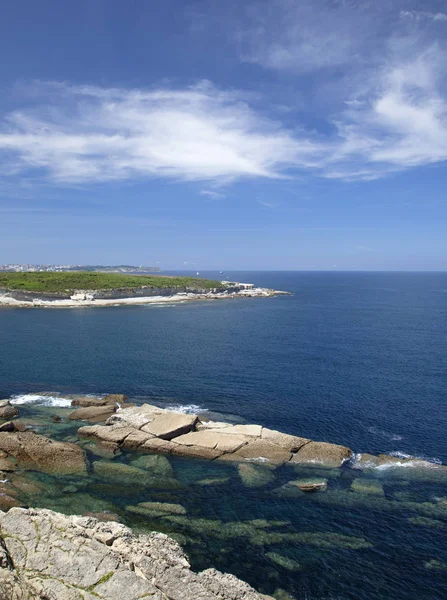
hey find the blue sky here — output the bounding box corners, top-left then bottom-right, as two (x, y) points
(1, 0), (447, 270)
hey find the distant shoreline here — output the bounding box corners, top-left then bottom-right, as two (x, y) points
(0, 286), (290, 308)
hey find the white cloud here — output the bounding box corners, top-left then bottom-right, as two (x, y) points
(0, 81), (323, 184)
(1, 47), (447, 186)
(400, 10), (447, 22)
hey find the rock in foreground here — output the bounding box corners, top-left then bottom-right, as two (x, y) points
(0, 507), (272, 600)
(78, 404), (352, 467)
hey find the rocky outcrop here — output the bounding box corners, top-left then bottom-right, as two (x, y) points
(78, 405), (352, 467)
(72, 394), (128, 408)
(69, 404), (118, 423)
(0, 432), (87, 475)
(290, 441), (352, 468)
(0, 400), (19, 421)
(0, 507), (272, 600)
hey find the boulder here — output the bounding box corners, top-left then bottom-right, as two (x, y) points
(141, 413), (198, 440)
(0, 431), (87, 475)
(0, 421), (16, 432)
(69, 405), (117, 423)
(0, 507), (269, 600)
(102, 393), (128, 404)
(72, 396), (114, 407)
(0, 400), (19, 420)
(290, 441), (352, 468)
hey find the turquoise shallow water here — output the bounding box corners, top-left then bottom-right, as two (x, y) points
(1, 271), (447, 598)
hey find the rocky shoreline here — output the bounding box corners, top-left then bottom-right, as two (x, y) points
(0, 282), (290, 308)
(0, 507), (273, 599)
(0, 394), (446, 600)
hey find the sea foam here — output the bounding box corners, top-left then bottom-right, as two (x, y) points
(164, 403), (207, 414)
(9, 393), (73, 408)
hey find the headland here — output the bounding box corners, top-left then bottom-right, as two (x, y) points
(0, 272), (289, 308)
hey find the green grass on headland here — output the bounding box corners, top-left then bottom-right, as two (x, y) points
(0, 272), (223, 293)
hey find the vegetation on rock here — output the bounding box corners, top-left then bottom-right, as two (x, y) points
(0, 271), (223, 293)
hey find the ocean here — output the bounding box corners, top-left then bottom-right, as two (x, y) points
(1, 271), (446, 599)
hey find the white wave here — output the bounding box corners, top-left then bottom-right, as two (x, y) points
(9, 394), (72, 408)
(164, 403), (207, 414)
(387, 451), (442, 465)
(351, 451), (443, 470)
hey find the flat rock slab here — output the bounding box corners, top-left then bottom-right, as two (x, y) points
(0, 431), (87, 475)
(141, 413), (198, 440)
(261, 428), (310, 452)
(72, 396), (124, 408)
(69, 405), (117, 423)
(174, 430), (248, 453)
(0, 508), (268, 600)
(78, 424), (136, 444)
(290, 441), (352, 468)
(222, 439), (292, 464)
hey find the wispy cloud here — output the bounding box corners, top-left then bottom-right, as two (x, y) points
(1, 42), (447, 186)
(200, 189), (226, 199)
(0, 81), (322, 184)
(400, 10), (447, 22)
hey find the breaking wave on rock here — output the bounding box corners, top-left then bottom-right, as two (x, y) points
(9, 393), (73, 408)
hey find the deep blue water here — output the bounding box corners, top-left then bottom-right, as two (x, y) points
(1, 271), (447, 600)
(1, 271), (446, 462)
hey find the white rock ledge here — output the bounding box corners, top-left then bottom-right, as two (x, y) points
(0, 507), (274, 600)
(0, 285), (290, 308)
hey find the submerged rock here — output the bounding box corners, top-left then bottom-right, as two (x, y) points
(0, 431), (87, 475)
(130, 454), (174, 477)
(238, 463), (275, 488)
(92, 461), (149, 484)
(125, 501), (187, 517)
(266, 552), (302, 572)
(0, 507), (269, 600)
(408, 516), (445, 529)
(424, 559), (447, 572)
(350, 478), (385, 496)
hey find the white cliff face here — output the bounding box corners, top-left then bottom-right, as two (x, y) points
(0, 507), (273, 600)
(0, 284), (290, 308)
(70, 291), (96, 301)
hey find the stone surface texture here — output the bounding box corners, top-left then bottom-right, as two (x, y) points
(0, 432), (87, 475)
(77, 404), (353, 467)
(0, 507), (271, 600)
